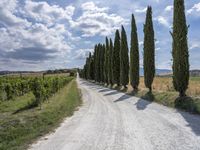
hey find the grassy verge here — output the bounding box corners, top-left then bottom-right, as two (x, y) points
(0, 79), (82, 150)
(129, 90), (200, 114)
(98, 77), (200, 114)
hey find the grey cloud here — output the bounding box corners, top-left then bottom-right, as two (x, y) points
(4, 47), (57, 61)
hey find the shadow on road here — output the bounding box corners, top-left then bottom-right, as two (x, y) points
(134, 99), (152, 110)
(174, 97), (200, 136)
(99, 89), (112, 92)
(80, 79), (200, 137)
(134, 92), (154, 110)
(114, 94), (131, 102)
(104, 91), (119, 96)
(178, 110), (200, 136)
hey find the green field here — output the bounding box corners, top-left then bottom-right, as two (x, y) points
(0, 78), (81, 150)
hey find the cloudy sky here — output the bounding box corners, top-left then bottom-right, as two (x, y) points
(0, 0), (200, 71)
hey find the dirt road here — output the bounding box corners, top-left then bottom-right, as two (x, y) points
(30, 78), (200, 150)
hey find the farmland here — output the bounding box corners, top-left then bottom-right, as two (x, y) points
(137, 76), (200, 97)
(125, 76), (200, 114)
(0, 75), (82, 150)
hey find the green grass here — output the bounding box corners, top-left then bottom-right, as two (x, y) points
(0, 93), (34, 113)
(0, 79), (82, 150)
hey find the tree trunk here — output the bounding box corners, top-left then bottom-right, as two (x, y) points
(133, 86), (138, 91)
(149, 86), (152, 93)
(179, 90), (186, 97)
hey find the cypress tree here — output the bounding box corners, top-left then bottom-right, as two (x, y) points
(95, 44), (101, 82)
(120, 26), (129, 88)
(90, 55), (94, 80)
(94, 45), (97, 81)
(108, 38), (113, 86)
(83, 65), (86, 79)
(100, 44), (105, 83)
(104, 37), (109, 85)
(171, 0), (189, 97)
(113, 30), (121, 86)
(85, 57), (90, 80)
(88, 52), (92, 80)
(98, 44), (101, 82)
(130, 14), (140, 91)
(143, 6), (155, 92)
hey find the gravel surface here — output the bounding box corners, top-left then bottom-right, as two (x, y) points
(29, 77), (200, 150)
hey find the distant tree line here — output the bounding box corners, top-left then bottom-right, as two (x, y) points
(79, 0), (189, 98)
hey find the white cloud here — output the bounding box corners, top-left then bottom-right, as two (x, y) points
(187, 2), (200, 15)
(0, 0), (31, 27)
(155, 40), (160, 45)
(189, 41), (200, 50)
(155, 47), (161, 51)
(0, 0), (17, 11)
(156, 16), (170, 28)
(81, 1), (108, 13)
(71, 1), (126, 37)
(73, 49), (93, 60)
(135, 8), (147, 13)
(139, 41), (143, 47)
(22, 0), (75, 26)
(156, 60), (172, 70)
(0, 0), (75, 70)
(165, 5), (173, 12)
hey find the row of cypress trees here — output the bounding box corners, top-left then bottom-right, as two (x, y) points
(80, 6), (154, 91)
(80, 0), (189, 98)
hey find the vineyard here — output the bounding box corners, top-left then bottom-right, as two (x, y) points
(0, 75), (73, 107)
(0, 75), (82, 150)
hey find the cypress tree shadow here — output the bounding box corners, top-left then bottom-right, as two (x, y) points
(99, 89), (112, 92)
(114, 94), (130, 102)
(90, 86), (103, 90)
(177, 109), (200, 136)
(135, 98), (152, 110)
(134, 92), (154, 110)
(104, 91), (119, 96)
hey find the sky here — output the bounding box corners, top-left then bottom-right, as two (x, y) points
(0, 0), (200, 71)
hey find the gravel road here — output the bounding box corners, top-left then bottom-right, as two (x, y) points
(30, 77), (200, 150)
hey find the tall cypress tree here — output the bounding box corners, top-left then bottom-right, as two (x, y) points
(171, 0), (189, 97)
(89, 52), (92, 80)
(94, 45), (97, 82)
(120, 26), (129, 88)
(90, 55), (94, 80)
(143, 6), (155, 92)
(96, 44), (101, 82)
(113, 30), (121, 86)
(130, 14), (140, 90)
(108, 38), (113, 86)
(104, 37), (109, 85)
(85, 57), (90, 80)
(100, 44), (105, 83)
